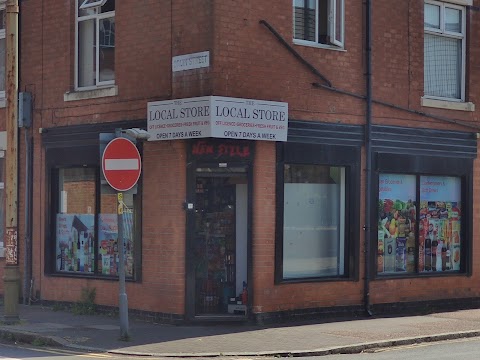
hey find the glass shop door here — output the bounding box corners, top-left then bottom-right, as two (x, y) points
(192, 168), (248, 317)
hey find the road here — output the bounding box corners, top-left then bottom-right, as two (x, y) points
(281, 336), (480, 360)
(3, 337), (480, 360)
(0, 341), (152, 360)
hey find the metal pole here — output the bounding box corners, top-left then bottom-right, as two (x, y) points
(117, 192), (129, 338)
(3, 0), (19, 323)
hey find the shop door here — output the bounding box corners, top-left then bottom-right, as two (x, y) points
(192, 169), (248, 317)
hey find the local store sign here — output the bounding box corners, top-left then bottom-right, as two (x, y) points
(147, 96), (288, 142)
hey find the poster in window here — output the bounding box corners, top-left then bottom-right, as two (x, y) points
(420, 176), (461, 272)
(98, 213), (134, 277)
(378, 174), (416, 274)
(56, 214), (94, 273)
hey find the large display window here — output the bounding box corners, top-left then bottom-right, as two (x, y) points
(376, 170), (467, 276)
(44, 123), (144, 279)
(275, 142), (360, 283)
(52, 165), (138, 278)
(283, 164), (345, 279)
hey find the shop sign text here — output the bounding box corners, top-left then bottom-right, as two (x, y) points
(147, 96), (288, 142)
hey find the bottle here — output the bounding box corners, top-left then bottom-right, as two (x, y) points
(446, 242), (451, 270)
(431, 240), (438, 271)
(442, 241), (447, 271)
(424, 237), (431, 271)
(406, 233), (415, 273)
(436, 240), (443, 272)
(241, 281), (247, 305)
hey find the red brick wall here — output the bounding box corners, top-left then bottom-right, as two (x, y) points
(5, 0), (480, 317)
(16, 0), (185, 312)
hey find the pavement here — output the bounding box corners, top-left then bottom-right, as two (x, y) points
(2, 304), (480, 357)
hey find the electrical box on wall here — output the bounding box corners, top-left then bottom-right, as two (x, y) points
(18, 92), (32, 128)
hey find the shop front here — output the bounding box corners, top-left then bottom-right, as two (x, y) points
(369, 125), (477, 310)
(42, 121), (144, 282)
(147, 95), (288, 320)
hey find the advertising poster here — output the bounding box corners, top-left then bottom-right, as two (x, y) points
(98, 212), (134, 277)
(420, 176), (461, 272)
(56, 214), (95, 273)
(378, 174), (416, 274)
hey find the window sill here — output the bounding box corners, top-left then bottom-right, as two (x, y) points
(64, 85), (118, 102)
(421, 97), (475, 112)
(293, 39), (346, 52)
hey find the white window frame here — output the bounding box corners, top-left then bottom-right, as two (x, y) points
(293, 0), (344, 49)
(80, 0), (107, 10)
(424, 0), (466, 102)
(75, 0), (115, 91)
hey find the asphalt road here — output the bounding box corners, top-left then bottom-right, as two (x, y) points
(289, 336), (480, 359)
(0, 341), (151, 360)
(4, 337), (480, 360)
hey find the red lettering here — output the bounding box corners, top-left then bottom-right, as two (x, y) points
(193, 141), (251, 159)
(192, 141), (214, 155)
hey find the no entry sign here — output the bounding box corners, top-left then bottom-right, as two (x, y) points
(102, 137), (142, 192)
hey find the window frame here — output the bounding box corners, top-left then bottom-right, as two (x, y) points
(275, 142), (360, 284)
(75, 0), (115, 91)
(293, 0), (345, 49)
(373, 153), (473, 279)
(44, 140), (143, 281)
(80, 0), (107, 10)
(424, 0), (466, 102)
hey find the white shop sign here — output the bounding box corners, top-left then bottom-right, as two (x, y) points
(147, 96), (288, 142)
(172, 51), (210, 72)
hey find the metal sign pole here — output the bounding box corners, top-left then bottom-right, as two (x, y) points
(117, 192), (129, 339)
(3, 0), (20, 323)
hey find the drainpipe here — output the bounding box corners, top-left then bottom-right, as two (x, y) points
(23, 125), (32, 305)
(364, 0), (373, 316)
(3, 0), (20, 322)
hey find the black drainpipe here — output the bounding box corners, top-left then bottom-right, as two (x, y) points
(364, 0), (373, 316)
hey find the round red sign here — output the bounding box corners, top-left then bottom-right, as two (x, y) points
(102, 137), (142, 192)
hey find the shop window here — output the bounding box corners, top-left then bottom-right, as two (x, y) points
(378, 173), (463, 275)
(293, 0), (344, 48)
(53, 167), (137, 277)
(283, 164), (345, 279)
(424, 1), (466, 101)
(76, 0), (115, 89)
(275, 142), (359, 282)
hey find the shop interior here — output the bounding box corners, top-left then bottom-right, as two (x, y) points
(193, 172), (248, 316)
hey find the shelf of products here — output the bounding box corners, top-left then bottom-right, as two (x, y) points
(194, 177), (237, 314)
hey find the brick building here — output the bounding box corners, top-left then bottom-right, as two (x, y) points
(0, 0), (479, 323)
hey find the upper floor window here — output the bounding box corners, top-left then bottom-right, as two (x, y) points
(293, 0), (344, 48)
(424, 1), (465, 101)
(76, 0), (115, 90)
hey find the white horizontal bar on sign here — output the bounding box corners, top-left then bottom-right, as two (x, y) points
(105, 159), (139, 171)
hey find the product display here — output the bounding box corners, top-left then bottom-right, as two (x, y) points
(378, 174), (462, 274)
(194, 177), (240, 315)
(419, 201), (461, 273)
